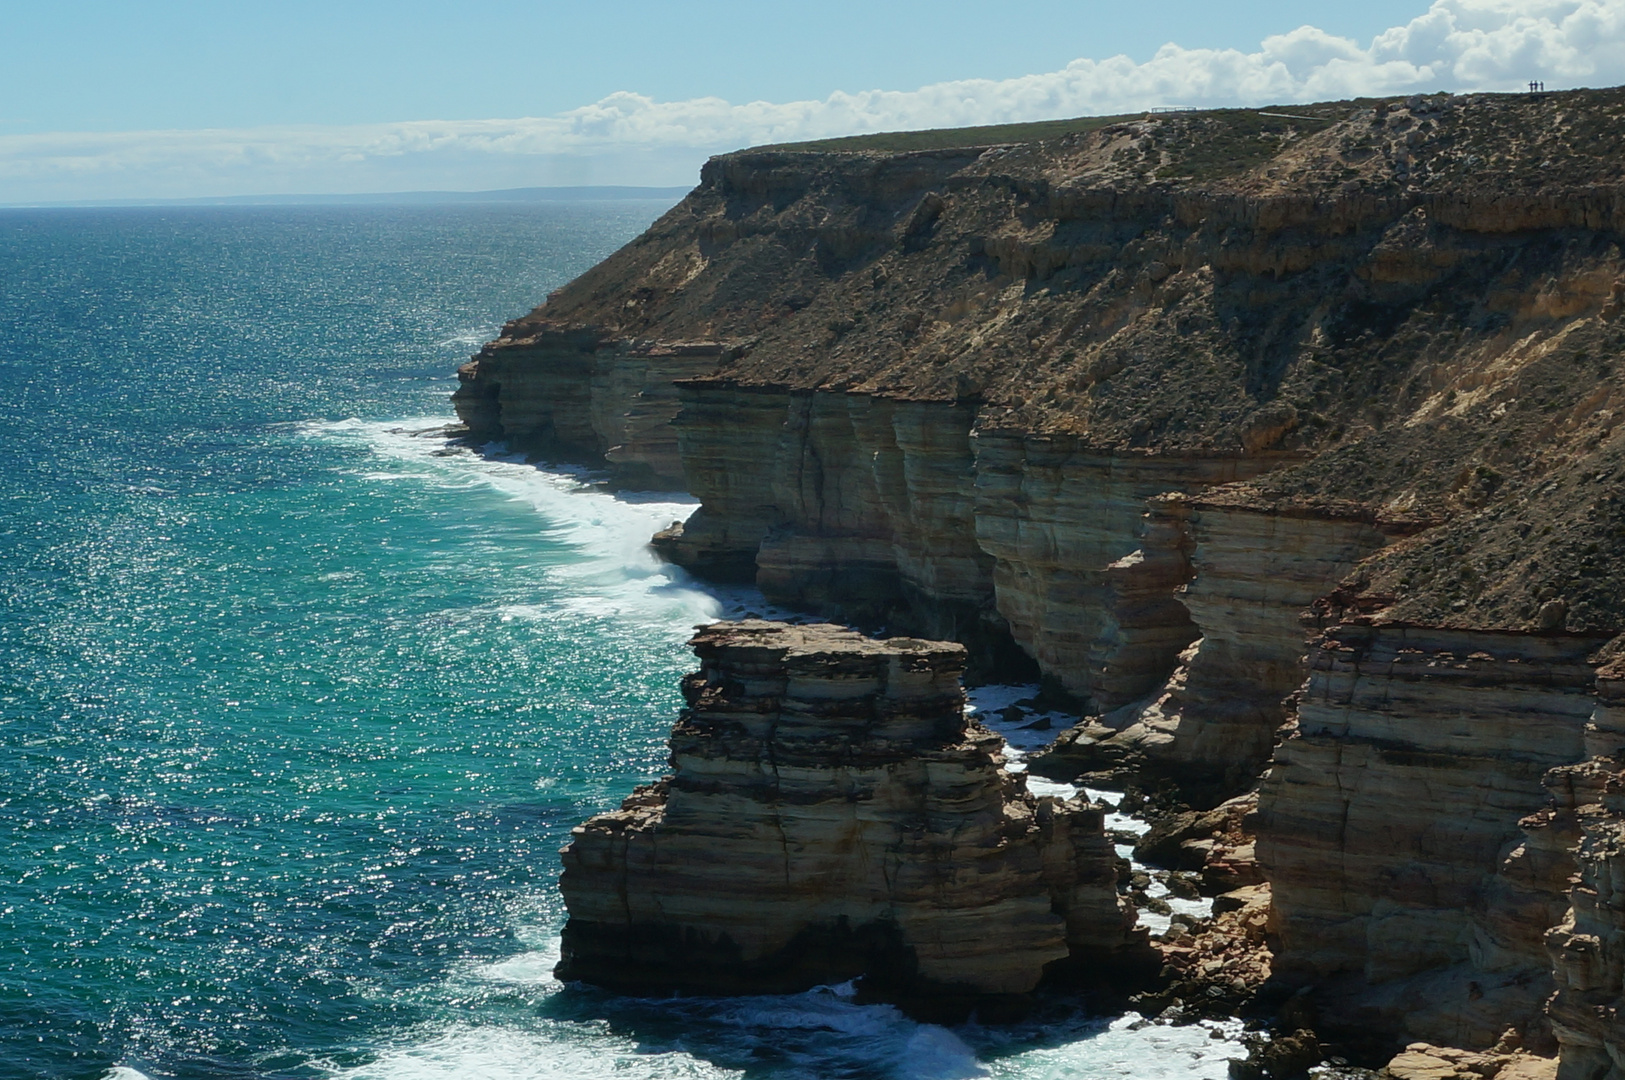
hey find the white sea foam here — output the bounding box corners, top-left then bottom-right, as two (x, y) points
(961, 688), (1216, 940)
(328, 1026), (744, 1080)
(342, 917), (1246, 1080)
(101, 1070), (156, 1080)
(287, 426), (1242, 1078)
(436, 330), (491, 349)
(298, 419), (729, 633)
(1084, 787), (1151, 839)
(981, 1013), (1243, 1079)
(1024, 776), (1080, 800)
(901, 1026), (988, 1080)
(476, 935), (561, 985)
(965, 684), (1073, 755)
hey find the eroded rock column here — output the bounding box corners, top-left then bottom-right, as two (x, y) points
(556, 620), (1142, 1014)
(971, 432), (1283, 705)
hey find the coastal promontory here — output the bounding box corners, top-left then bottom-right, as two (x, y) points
(469, 87), (1625, 1074)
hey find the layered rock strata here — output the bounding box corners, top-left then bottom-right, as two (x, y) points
(1151, 496), (1399, 781)
(661, 401), (1292, 693)
(1544, 658), (1625, 1079)
(555, 621), (1144, 1014)
(968, 436), (1285, 702)
(457, 89), (1625, 1061)
(454, 330), (728, 487)
(460, 88), (1625, 732)
(1032, 495), (1410, 796)
(1257, 623), (1610, 1048)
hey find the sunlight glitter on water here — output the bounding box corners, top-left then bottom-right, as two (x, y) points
(2, 202), (1248, 1080)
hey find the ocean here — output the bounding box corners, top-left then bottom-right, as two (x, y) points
(0, 203), (1241, 1079)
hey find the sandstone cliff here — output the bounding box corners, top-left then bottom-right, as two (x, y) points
(555, 621), (1146, 1017)
(460, 87), (1625, 762)
(1540, 657), (1625, 1080)
(463, 86), (1625, 1063)
(1257, 621), (1608, 1048)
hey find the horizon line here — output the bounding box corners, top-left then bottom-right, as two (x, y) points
(0, 183), (694, 210)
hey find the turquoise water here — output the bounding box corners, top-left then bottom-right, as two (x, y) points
(0, 205), (1241, 1080)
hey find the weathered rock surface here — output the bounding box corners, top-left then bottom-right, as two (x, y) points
(1141, 495), (1405, 787)
(1258, 623), (1609, 1048)
(555, 621), (1146, 1015)
(657, 388), (1014, 666)
(454, 331), (729, 487)
(1542, 655), (1625, 1080)
(1380, 1044), (1556, 1080)
(969, 438), (1282, 702)
(1036, 495), (1414, 795)
(1156, 880), (1273, 1014)
(456, 88), (1625, 1067)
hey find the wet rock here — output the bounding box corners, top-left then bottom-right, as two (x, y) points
(1229, 1028), (1323, 1080)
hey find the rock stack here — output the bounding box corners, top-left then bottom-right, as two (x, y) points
(555, 620), (1144, 1016)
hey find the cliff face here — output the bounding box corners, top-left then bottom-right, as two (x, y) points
(1257, 623), (1608, 1047)
(555, 621), (1143, 1015)
(464, 87), (1625, 1057)
(454, 334), (728, 488)
(1034, 493), (1415, 794)
(1135, 496), (1401, 788)
(460, 85), (1625, 696)
(1544, 660), (1625, 1080)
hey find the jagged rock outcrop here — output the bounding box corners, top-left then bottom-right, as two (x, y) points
(1380, 1044), (1556, 1080)
(1034, 494), (1418, 794)
(555, 621), (1146, 1016)
(968, 437), (1284, 702)
(1156, 880), (1273, 1011)
(1142, 495), (1404, 784)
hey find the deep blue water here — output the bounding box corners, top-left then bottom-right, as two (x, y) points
(0, 204), (1240, 1080)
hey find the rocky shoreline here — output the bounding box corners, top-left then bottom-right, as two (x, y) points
(459, 88), (1625, 1078)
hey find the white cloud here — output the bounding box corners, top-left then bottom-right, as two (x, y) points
(4, 0), (1623, 203)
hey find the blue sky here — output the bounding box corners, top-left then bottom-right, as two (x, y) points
(4, 1), (1428, 132)
(2, 0), (1621, 202)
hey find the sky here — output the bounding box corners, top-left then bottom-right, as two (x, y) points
(2, 0), (1622, 203)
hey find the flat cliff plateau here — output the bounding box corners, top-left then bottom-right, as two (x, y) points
(469, 88), (1625, 1073)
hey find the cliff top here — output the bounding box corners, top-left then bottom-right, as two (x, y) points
(754, 98), (1367, 169)
(501, 88), (1624, 436)
(755, 111), (1152, 153)
(690, 619), (966, 665)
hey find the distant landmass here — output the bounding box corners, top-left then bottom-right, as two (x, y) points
(1, 185), (692, 209)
